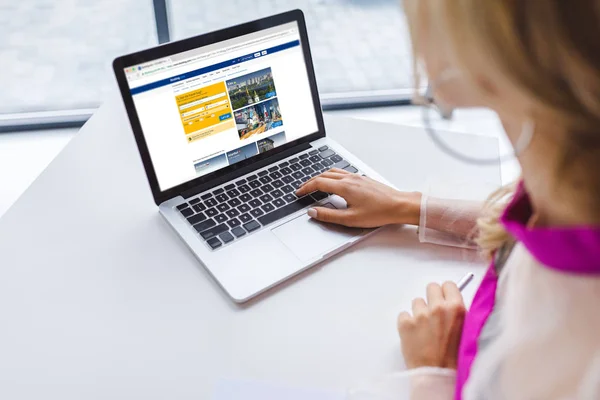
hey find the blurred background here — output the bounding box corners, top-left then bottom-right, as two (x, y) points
(0, 0), (413, 123)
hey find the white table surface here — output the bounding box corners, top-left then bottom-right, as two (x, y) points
(0, 94), (500, 400)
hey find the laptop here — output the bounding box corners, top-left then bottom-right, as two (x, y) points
(113, 9), (391, 303)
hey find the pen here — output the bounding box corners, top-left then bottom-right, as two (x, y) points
(457, 272), (475, 291)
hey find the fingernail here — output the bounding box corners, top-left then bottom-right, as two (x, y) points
(307, 208), (317, 218)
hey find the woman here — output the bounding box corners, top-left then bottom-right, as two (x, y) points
(296, 1), (600, 398)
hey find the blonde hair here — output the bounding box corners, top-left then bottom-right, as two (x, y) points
(404, 0), (600, 259)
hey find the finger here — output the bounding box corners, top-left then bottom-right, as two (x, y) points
(411, 297), (427, 316)
(426, 282), (444, 307)
(295, 177), (346, 197)
(328, 167), (352, 175)
(397, 311), (413, 333)
(441, 281), (464, 305)
(307, 206), (353, 225)
(301, 171), (348, 187)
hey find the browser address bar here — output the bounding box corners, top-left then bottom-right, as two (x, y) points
(172, 29), (295, 68)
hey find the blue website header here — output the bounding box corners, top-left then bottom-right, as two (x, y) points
(130, 40), (300, 95)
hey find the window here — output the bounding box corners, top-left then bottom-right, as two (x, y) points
(168, 0), (414, 94)
(2, 0), (414, 130)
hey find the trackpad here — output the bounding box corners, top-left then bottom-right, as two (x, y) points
(271, 203), (363, 262)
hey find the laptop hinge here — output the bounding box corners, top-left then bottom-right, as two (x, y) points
(181, 142), (312, 199)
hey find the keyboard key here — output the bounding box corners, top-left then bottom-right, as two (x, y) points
(310, 173), (319, 178)
(243, 220), (262, 232)
(309, 149), (318, 155)
(333, 160), (350, 170)
(249, 180), (261, 189)
(177, 203), (189, 211)
(231, 226), (247, 238)
(321, 158), (333, 167)
(189, 198), (201, 205)
(192, 203), (206, 213)
(272, 179), (284, 188)
(201, 193), (213, 200)
(227, 218), (241, 228)
(344, 165), (359, 173)
(273, 198), (286, 208)
(199, 223), (228, 240)
(282, 175), (294, 184)
(216, 203), (230, 212)
(290, 163), (302, 171)
(239, 213), (253, 223)
(259, 176), (272, 184)
(312, 162), (324, 170)
(278, 161), (289, 168)
(268, 166), (279, 172)
(180, 207), (194, 217)
(260, 194), (274, 203)
(215, 194), (229, 202)
(270, 171), (283, 179)
(238, 204), (251, 213)
(300, 159), (311, 167)
(291, 181), (302, 189)
(193, 219), (216, 233)
(318, 145), (328, 151)
(262, 184), (274, 193)
(300, 176), (310, 183)
(239, 193), (252, 203)
(301, 167), (314, 175)
(283, 193), (297, 203)
(207, 237), (222, 249)
(238, 184), (251, 193)
(280, 167), (292, 175)
(312, 191), (329, 201)
(309, 155), (321, 163)
(228, 198), (242, 208)
(214, 188), (224, 195)
(289, 157), (299, 163)
(206, 208), (218, 217)
(281, 185), (294, 193)
(250, 188), (263, 197)
(219, 231), (234, 243)
(258, 196), (315, 226)
(320, 149), (336, 158)
(205, 198), (218, 207)
(250, 208), (264, 218)
(215, 214), (228, 223)
(292, 171), (304, 180)
(271, 189), (284, 198)
(187, 212), (207, 225)
(235, 178), (247, 186)
(226, 189), (240, 198)
(300, 153), (309, 160)
(330, 154), (343, 163)
(246, 174), (258, 181)
(258, 170), (269, 176)
(226, 208), (240, 218)
(224, 184), (236, 191)
(249, 199), (262, 208)
(261, 203), (275, 212)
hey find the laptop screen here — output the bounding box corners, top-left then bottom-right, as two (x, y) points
(125, 21), (319, 191)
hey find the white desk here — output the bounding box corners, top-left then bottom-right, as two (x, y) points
(0, 94), (500, 399)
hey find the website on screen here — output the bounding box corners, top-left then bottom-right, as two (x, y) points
(126, 22), (318, 191)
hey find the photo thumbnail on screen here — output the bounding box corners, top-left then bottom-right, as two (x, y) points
(234, 98), (283, 140)
(226, 67), (277, 110)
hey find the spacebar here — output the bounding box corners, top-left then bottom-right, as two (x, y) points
(258, 195), (316, 226)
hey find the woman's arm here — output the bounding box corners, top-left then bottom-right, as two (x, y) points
(296, 169), (482, 249)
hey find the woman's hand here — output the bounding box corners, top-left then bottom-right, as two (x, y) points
(295, 169), (422, 228)
(397, 281), (466, 370)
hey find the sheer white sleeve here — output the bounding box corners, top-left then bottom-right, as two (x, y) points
(418, 195), (482, 249)
(347, 367), (456, 400)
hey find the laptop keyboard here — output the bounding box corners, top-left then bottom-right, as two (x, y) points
(175, 146), (359, 250)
